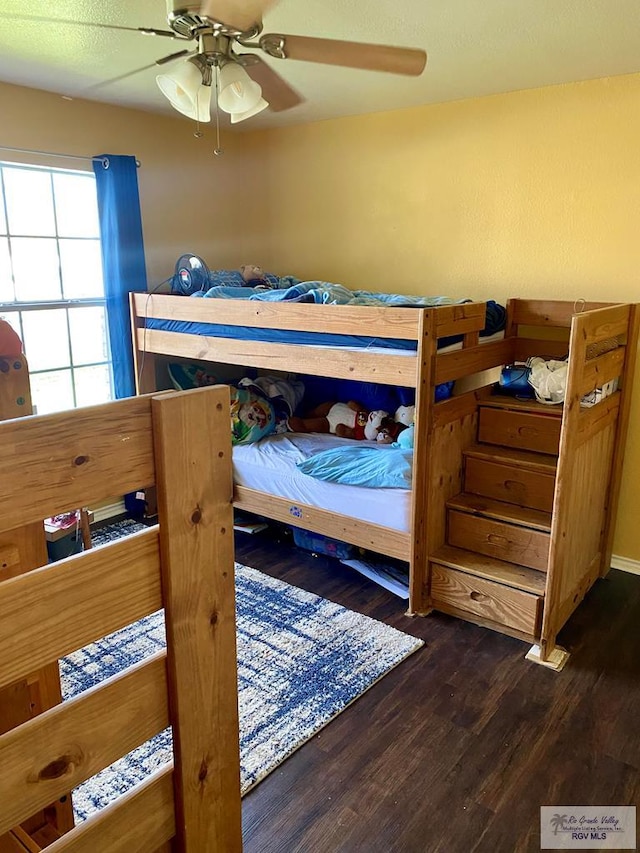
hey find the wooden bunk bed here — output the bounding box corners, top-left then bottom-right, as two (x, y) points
(0, 340), (241, 850)
(130, 293), (638, 668)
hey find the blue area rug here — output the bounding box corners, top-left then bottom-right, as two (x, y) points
(62, 525), (423, 821)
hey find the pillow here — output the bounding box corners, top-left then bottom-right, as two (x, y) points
(229, 386), (276, 445)
(168, 362), (218, 390)
(297, 446), (412, 489)
(168, 363), (275, 445)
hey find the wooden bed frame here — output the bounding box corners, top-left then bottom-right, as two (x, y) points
(0, 351), (241, 851)
(130, 293), (638, 667)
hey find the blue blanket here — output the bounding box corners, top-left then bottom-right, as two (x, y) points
(197, 280), (464, 308)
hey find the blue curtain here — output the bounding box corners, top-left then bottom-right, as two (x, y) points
(92, 154), (147, 399)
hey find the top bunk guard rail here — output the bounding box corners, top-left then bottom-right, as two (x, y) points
(130, 293), (489, 390)
(131, 293), (487, 341)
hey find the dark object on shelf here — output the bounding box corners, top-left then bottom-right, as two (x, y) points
(496, 363), (535, 398)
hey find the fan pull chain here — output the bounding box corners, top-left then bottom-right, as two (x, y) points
(193, 86), (204, 139)
(213, 66), (223, 156)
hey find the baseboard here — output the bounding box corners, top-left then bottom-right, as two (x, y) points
(92, 500), (127, 524)
(610, 554), (640, 576)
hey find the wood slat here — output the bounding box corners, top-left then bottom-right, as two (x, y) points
(576, 392), (621, 443)
(234, 484), (410, 561)
(0, 528), (161, 690)
(152, 387), (242, 853)
(578, 346), (625, 397)
(447, 493), (552, 532)
(577, 303), (631, 344)
(464, 444), (557, 474)
(139, 328), (419, 388)
(512, 337), (569, 361)
(133, 291), (423, 339)
(0, 396), (156, 532)
(430, 544), (547, 594)
(434, 302), (486, 338)
(45, 767), (175, 853)
(432, 390), (479, 428)
(508, 299), (612, 328)
(478, 394), (563, 417)
(0, 655), (169, 837)
(435, 339), (513, 385)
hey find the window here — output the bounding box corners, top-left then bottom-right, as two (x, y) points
(0, 162), (113, 414)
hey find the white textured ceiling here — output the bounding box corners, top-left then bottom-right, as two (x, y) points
(0, 0), (639, 130)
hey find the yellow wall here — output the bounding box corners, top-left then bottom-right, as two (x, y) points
(238, 73), (640, 561)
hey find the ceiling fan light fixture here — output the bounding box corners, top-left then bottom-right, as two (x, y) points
(230, 96), (269, 123)
(217, 61), (263, 115)
(156, 58), (211, 122)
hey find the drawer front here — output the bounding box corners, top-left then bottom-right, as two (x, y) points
(465, 457), (555, 512)
(478, 407), (561, 455)
(448, 510), (550, 571)
(430, 563), (542, 636)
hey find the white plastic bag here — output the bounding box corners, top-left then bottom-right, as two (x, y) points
(527, 357), (568, 405)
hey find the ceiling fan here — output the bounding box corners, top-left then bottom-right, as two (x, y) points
(1, 1), (427, 125)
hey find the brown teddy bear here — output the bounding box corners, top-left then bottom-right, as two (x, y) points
(289, 401), (401, 442)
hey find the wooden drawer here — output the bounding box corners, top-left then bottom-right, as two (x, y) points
(430, 563), (542, 636)
(465, 456), (555, 512)
(448, 510), (550, 571)
(478, 407), (561, 455)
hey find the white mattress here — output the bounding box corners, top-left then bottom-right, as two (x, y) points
(233, 432), (410, 532)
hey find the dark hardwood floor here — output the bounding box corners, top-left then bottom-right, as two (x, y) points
(235, 527), (640, 853)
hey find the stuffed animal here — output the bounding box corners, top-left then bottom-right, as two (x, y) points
(0, 319), (22, 356)
(289, 401), (387, 441)
(394, 404), (415, 426)
(393, 423), (414, 450)
(374, 414), (409, 445)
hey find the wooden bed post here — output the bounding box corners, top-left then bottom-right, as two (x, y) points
(408, 309), (438, 615)
(130, 291), (158, 394)
(152, 386), (242, 852)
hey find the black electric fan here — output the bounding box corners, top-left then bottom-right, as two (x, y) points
(171, 253), (211, 295)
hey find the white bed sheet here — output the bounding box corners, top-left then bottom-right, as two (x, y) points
(233, 432), (410, 533)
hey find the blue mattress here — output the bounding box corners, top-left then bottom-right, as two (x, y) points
(147, 317), (421, 351)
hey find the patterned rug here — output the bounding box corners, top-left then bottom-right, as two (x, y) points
(63, 520), (423, 821)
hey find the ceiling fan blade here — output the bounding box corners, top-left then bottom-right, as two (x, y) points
(68, 51), (192, 97)
(261, 34), (427, 76)
(0, 12), (179, 37)
(199, 0), (277, 32)
(243, 56), (303, 112)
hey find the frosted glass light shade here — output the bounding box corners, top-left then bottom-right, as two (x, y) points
(218, 62), (262, 115)
(230, 96), (269, 123)
(157, 60), (212, 122)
